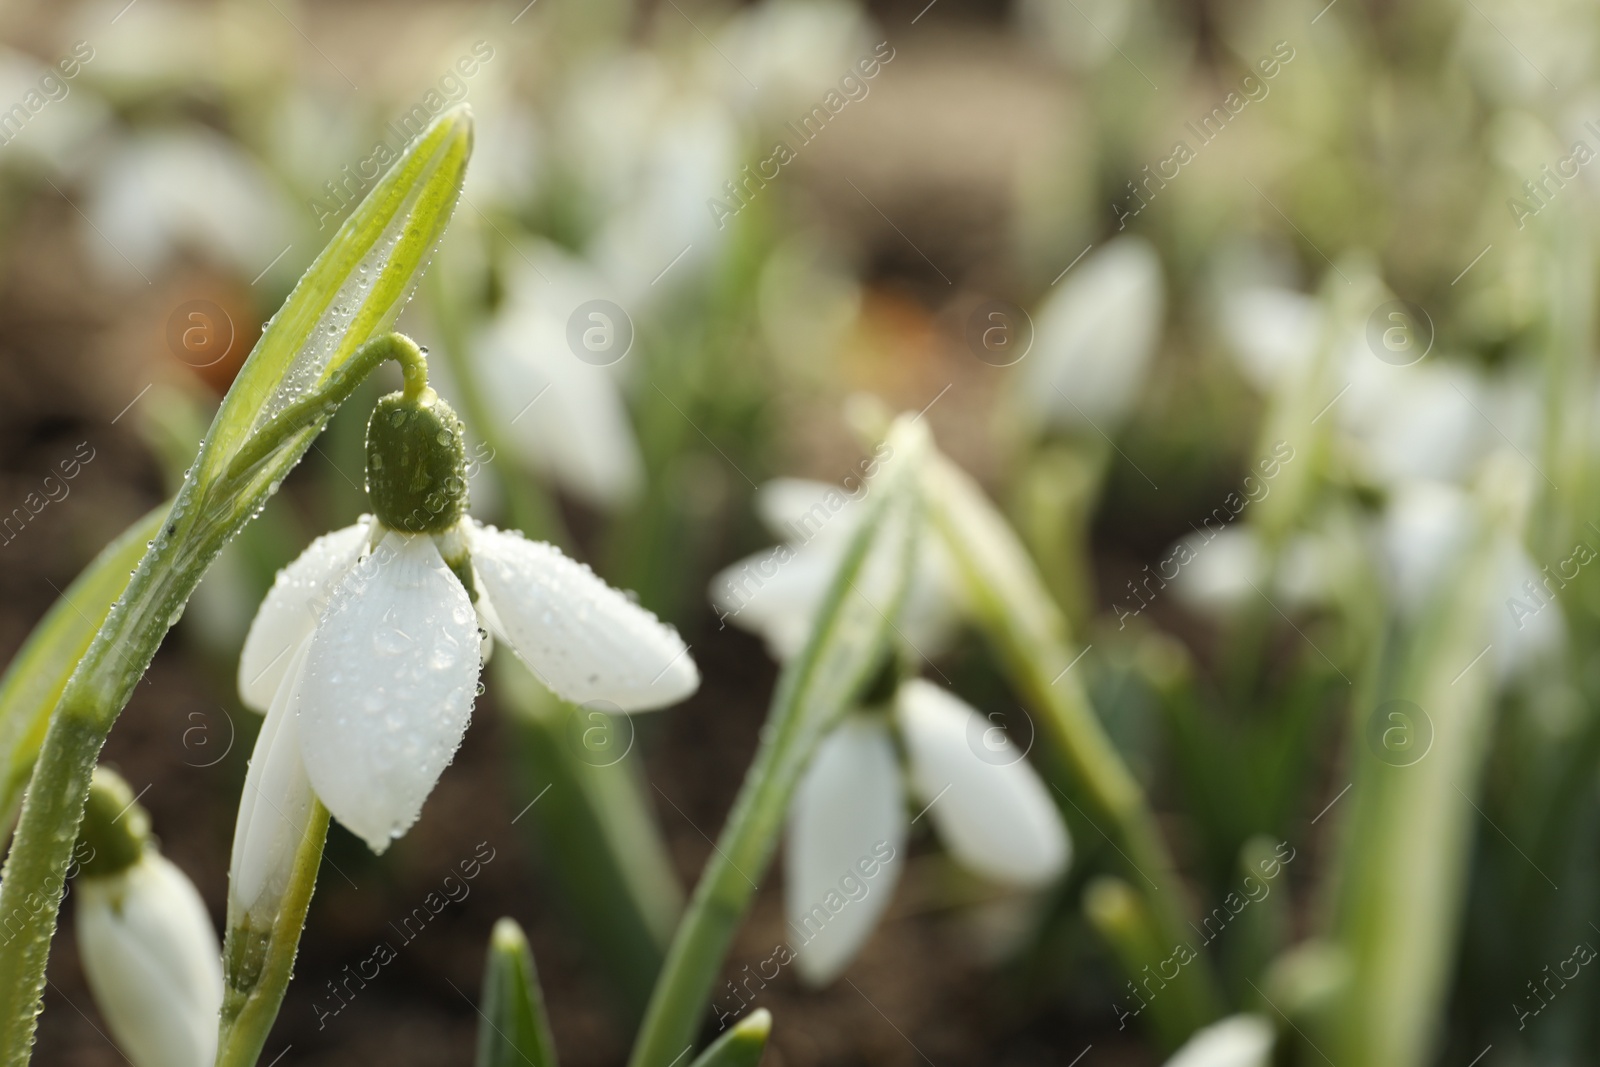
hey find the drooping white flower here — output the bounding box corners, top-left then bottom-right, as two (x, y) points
(710, 476), (963, 661)
(1017, 236), (1164, 430)
(786, 678), (1070, 985)
(472, 241), (645, 509)
(76, 771), (222, 1067)
(1218, 284), (1322, 393)
(83, 125), (297, 284)
(1162, 1014), (1275, 1067)
(231, 377), (698, 897)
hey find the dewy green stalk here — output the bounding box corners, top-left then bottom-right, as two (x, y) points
(0, 107), (472, 1065)
(627, 419), (926, 1067)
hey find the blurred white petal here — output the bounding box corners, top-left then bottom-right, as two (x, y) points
(895, 680), (1070, 886)
(469, 522), (699, 710)
(84, 127), (297, 283)
(1489, 534), (1566, 681)
(1172, 525), (1264, 615)
(77, 853), (223, 1067)
(1219, 285), (1322, 392)
(1163, 1014), (1275, 1067)
(787, 716), (907, 986)
(298, 533), (480, 853)
(1020, 236), (1164, 428)
(474, 244), (644, 509)
(237, 519), (371, 713)
(1382, 480), (1474, 618)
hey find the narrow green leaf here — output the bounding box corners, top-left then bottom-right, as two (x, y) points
(688, 1008), (771, 1067)
(476, 918), (559, 1067)
(0, 504), (165, 838)
(628, 418), (925, 1067)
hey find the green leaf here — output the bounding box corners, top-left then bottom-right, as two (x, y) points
(0, 504), (165, 838)
(476, 919), (559, 1067)
(688, 1009), (771, 1067)
(628, 418), (925, 1067)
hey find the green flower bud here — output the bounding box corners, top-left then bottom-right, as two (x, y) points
(77, 767), (150, 880)
(365, 387), (470, 534)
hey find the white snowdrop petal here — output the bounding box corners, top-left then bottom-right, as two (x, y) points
(709, 540), (843, 661)
(1163, 1014), (1275, 1067)
(298, 532), (480, 853)
(787, 717), (907, 986)
(229, 636), (317, 919)
(755, 478), (863, 544)
(469, 522), (698, 710)
(1021, 236), (1164, 427)
(238, 520), (371, 713)
(895, 680), (1070, 887)
(77, 854), (223, 1067)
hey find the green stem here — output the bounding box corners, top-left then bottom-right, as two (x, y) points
(216, 802), (331, 1067)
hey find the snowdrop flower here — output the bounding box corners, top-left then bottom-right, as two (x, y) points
(1162, 1014), (1275, 1067)
(556, 51), (740, 307)
(75, 768), (222, 1067)
(710, 474), (962, 660)
(716, 0), (873, 118)
(1381, 475), (1563, 681)
(84, 125), (297, 285)
(787, 678), (1071, 984)
(232, 358), (698, 906)
(472, 241), (645, 509)
(1017, 236), (1164, 430)
(1218, 284), (1322, 393)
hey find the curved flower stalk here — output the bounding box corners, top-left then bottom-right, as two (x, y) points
(74, 768), (222, 1067)
(629, 417), (926, 1067)
(1161, 1014), (1274, 1067)
(786, 677), (1070, 985)
(0, 106), (471, 1065)
(220, 349), (698, 1061)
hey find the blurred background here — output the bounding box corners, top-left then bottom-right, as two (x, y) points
(2, 0), (1598, 1063)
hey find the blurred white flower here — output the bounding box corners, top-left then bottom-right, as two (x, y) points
(234, 513), (697, 858)
(557, 51), (740, 307)
(0, 47), (111, 177)
(1172, 525), (1265, 615)
(1339, 358), (1495, 486)
(1162, 1014), (1274, 1067)
(787, 679), (1070, 984)
(77, 853), (222, 1067)
(1218, 284), (1322, 393)
(1018, 236), (1164, 429)
(710, 476), (962, 660)
(716, 0), (874, 117)
(84, 126), (297, 283)
(1381, 480), (1474, 617)
(473, 240), (645, 509)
